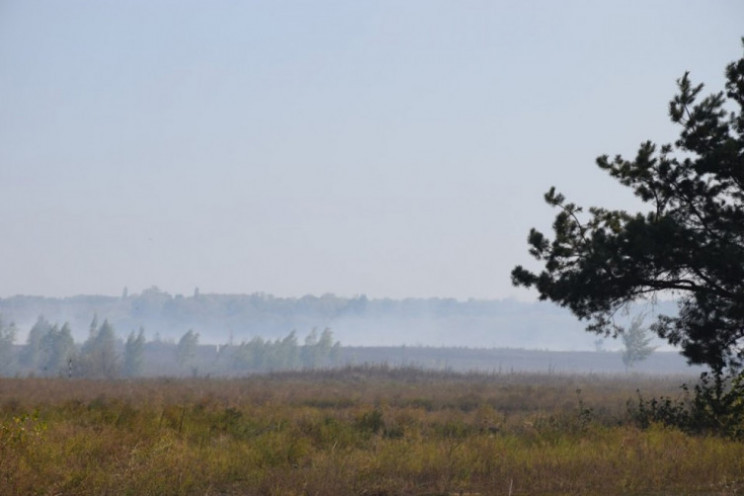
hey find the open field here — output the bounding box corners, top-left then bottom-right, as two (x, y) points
(1, 367), (742, 495)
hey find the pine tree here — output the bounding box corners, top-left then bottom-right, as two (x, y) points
(513, 41), (744, 373)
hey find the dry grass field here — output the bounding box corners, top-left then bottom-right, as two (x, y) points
(1, 366), (742, 495)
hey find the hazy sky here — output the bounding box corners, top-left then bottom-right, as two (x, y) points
(0, 2), (742, 300)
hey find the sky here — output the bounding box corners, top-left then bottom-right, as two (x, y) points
(0, 1), (742, 301)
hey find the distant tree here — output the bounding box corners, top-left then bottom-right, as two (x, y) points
(20, 315), (52, 370)
(123, 327), (146, 377)
(0, 315), (17, 376)
(41, 323), (76, 377)
(279, 331), (300, 369)
(318, 328), (335, 357)
(345, 294), (368, 315)
(232, 336), (266, 372)
(176, 329), (199, 373)
(621, 315), (656, 371)
(88, 314), (99, 340)
(330, 340), (341, 366)
(301, 328), (320, 368)
(230, 331), (308, 372)
(132, 286), (171, 319)
(80, 319), (120, 379)
(301, 328), (338, 368)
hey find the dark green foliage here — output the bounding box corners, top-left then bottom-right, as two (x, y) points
(512, 41), (744, 373)
(355, 408), (385, 435)
(631, 370), (744, 439)
(630, 390), (691, 431)
(688, 371), (744, 438)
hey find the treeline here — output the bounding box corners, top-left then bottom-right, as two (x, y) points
(0, 287), (542, 343)
(0, 314), (343, 378)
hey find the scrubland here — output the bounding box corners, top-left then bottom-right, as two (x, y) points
(1, 367), (742, 495)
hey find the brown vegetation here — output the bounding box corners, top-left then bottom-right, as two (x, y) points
(0, 367), (742, 495)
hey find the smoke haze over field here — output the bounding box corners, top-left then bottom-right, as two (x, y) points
(1, 2), (742, 301)
(0, 290), (675, 352)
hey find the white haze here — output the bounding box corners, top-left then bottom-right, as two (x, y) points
(1, 2), (742, 302)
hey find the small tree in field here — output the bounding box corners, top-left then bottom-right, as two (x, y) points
(621, 315), (656, 371)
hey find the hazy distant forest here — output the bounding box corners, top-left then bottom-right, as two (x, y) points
(0, 286), (672, 347)
(0, 313), (346, 378)
(0, 287), (556, 345)
(0, 288), (695, 378)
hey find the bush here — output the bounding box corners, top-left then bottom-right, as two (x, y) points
(631, 371), (744, 439)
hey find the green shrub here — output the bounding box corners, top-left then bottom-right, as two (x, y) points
(631, 371), (744, 439)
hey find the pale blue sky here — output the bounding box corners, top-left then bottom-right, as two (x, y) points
(0, 1), (742, 299)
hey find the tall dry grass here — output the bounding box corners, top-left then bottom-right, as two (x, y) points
(0, 367), (741, 495)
